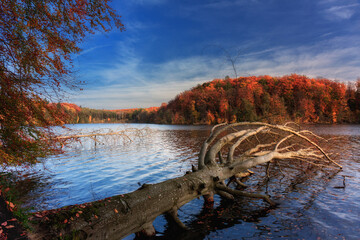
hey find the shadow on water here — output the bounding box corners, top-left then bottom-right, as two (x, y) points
(6, 124), (360, 239)
(147, 199), (276, 240)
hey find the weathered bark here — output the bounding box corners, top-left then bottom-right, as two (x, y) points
(27, 122), (341, 239)
(28, 166), (246, 239)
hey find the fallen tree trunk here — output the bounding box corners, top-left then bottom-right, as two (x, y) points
(27, 122), (341, 239)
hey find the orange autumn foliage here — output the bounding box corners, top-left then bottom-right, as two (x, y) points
(147, 74), (359, 125)
(0, 0), (123, 165)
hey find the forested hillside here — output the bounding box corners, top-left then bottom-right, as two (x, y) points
(133, 74), (360, 124)
(53, 103), (159, 124)
(57, 74), (360, 125)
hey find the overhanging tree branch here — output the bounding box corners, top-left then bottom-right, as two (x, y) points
(0, 0), (124, 165)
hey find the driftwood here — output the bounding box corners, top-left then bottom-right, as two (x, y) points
(27, 122), (341, 239)
(56, 128), (150, 142)
(56, 131), (133, 140)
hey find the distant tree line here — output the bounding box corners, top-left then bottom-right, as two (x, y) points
(52, 103), (127, 124)
(55, 104), (159, 124)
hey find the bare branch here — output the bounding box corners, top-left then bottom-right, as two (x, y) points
(244, 143), (276, 156)
(299, 130), (327, 141)
(235, 178), (248, 188)
(218, 151), (225, 164)
(215, 183), (276, 206)
(166, 208), (188, 230)
(275, 134), (294, 151)
(292, 157), (337, 168)
(198, 122), (227, 169)
(227, 126), (268, 163)
(251, 150), (272, 157)
(216, 190), (235, 200)
(211, 122), (228, 134)
(270, 124), (341, 168)
(275, 161), (286, 176)
(204, 129), (248, 166)
(56, 130), (131, 140)
(284, 122), (300, 130)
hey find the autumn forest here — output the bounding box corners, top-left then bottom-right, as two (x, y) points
(61, 74), (360, 125)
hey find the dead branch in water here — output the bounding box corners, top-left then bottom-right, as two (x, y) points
(54, 127), (152, 149)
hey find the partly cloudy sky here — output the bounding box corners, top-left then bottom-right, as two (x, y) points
(70, 0), (360, 109)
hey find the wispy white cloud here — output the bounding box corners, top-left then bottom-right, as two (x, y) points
(237, 35), (360, 80)
(199, 0), (258, 9)
(241, 47), (285, 57)
(325, 4), (359, 20)
(72, 35), (360, 109)
(72, 79), (207, 109)
(242, 46), (360, 80)
(318, 0), (360, 21)
(130, 0), (166, 6)
(177, 0), (258, 18)
(78, 45), (111, 56)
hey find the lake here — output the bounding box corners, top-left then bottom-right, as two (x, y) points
(15, 123), (360, 239)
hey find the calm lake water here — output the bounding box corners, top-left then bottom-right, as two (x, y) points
(14, 123), (360, 239)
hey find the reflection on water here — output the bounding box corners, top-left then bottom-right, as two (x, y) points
(18, 124), (210, 210)
(14, 124), (360, 239)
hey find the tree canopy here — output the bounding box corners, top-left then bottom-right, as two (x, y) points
(0, 0), (124, 165)
(130, 75), (360, 125)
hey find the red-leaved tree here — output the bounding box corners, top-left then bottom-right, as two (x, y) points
(0, 0), (124, 165)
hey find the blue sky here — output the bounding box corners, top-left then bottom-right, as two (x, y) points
(70, 0), (360, 109)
